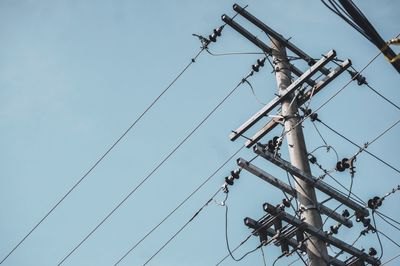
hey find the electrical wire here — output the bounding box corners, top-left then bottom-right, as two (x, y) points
(260, 246), (267, 266)
(377, 211), (400, 228)
(376, 229), (400, 248)
(205, 48), (264, 57)
(319, 120), (400, 175)
(376, 212), (400, 232)
(365, 83), (400, 111)
(142, 188), (222, 266)
(278, 47), (383, 163)
(381, 252), (400, 265)
(113, 145), (244, 265)
(223, 191), (263, 263)
(372, 211), (384, 260)
(57, 72), (255, 265)
(0, 47), (205, 265)
(321, 0), (400, 73)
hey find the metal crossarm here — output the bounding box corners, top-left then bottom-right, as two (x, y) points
(237, 158), (353, 227)
(221, 14), (316, 87)
(244, 217), (347, 266)
(233, 3), (331, 76)
(263, 204), (380, 265)
(244, 59), (352, 147)
(229, 50), (336, 141)
(254, 145), (369, 217)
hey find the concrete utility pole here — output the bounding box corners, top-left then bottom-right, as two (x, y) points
(270, 37), (329, 265)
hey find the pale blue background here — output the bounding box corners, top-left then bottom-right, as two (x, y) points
(0, 1), (399, 265)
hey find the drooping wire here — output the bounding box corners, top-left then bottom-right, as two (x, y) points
(205, 48), (264, 57)
(57, 70), (256, 265)
(372, 211), (384, 260)
(260, 246), (267, 266)
(0, 47), (205, 265)
(113, 145), (244, 265)
(142, 188), (222, 266)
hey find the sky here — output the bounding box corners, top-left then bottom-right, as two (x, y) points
(0, 0), (399, 265)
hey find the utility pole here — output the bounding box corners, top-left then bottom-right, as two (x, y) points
(271, 37), (329, 265)
(221, 4), (381, 266)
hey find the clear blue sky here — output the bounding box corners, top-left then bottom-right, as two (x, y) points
(1, 1), (399, 265)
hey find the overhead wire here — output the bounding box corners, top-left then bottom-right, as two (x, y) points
(57, 64), (262, 265)
(0, 47), (205, 265)
(113, 145), (244, 265)
(365, 83), (400, 111)
(318, 119), (400, 175)
(372, 211), (384, 260)
(381, 252), (400, 265)
(142, 188), (223, 265)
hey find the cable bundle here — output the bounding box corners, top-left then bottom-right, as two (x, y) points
(321, 0), (400, 73)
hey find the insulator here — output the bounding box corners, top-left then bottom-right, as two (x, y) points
(303, 108), (312, 116)
(231, 169), (241, 179)
(373, 196), (382, 207)
(362, 218), (371, 227)
(209, 33), (217, 42)
(214, 27), (222, 37)
(225, 176), (234, 186)
(310, 112), (319, 122)
(307, 59), (316, 66)
(252, 64), (260, 72)
(355, 211), (364, 222)
(330, 225), (338, 234)
(257, 58), (265, 67)
(341, 158), (350, 169)
(369, 247), (377, 256)
(272, 136), (279, 146)
(308, 154), (317, 164)
(282, 199), (291, 208)
(342, 209), (350, 218)
(336, 161), (346, 172)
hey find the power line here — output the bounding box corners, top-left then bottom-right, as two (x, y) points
(142, 188), (222, 266)
(0, 48), (205, 265)
(365, 83), (400, 111)
(57, 71), (256, 265)
(376, 211), (400, 228)
(318, 120), (400, 175)
(281, 47), (383, 147)
(372, 212), (384, 260)
(381, 252), (400, 265)
(113, 145), (244, 265)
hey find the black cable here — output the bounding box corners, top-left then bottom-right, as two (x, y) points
(376, 228), (400, 248)
(224, 193), (262, 263)
(319, 120), (400, 175)
(243, 79), (266, 105)
(381, 252), (400, 265)
(295, 250), (308, 266)
(281, 48), (383, 148)
(311, 121), (329, 147)
(365, 83), (400, 111)
(113, 145), (244, 265)
(142, 188), (222, 266)
(272, 254), (285, 266)
(376, 212), (400, 232)
(57, 74), (252, 265)
(260, 246), (267, 266)
(0, 48), (205, 265)
(205, 48), (264, 57)
(372, 211), (384, 260)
